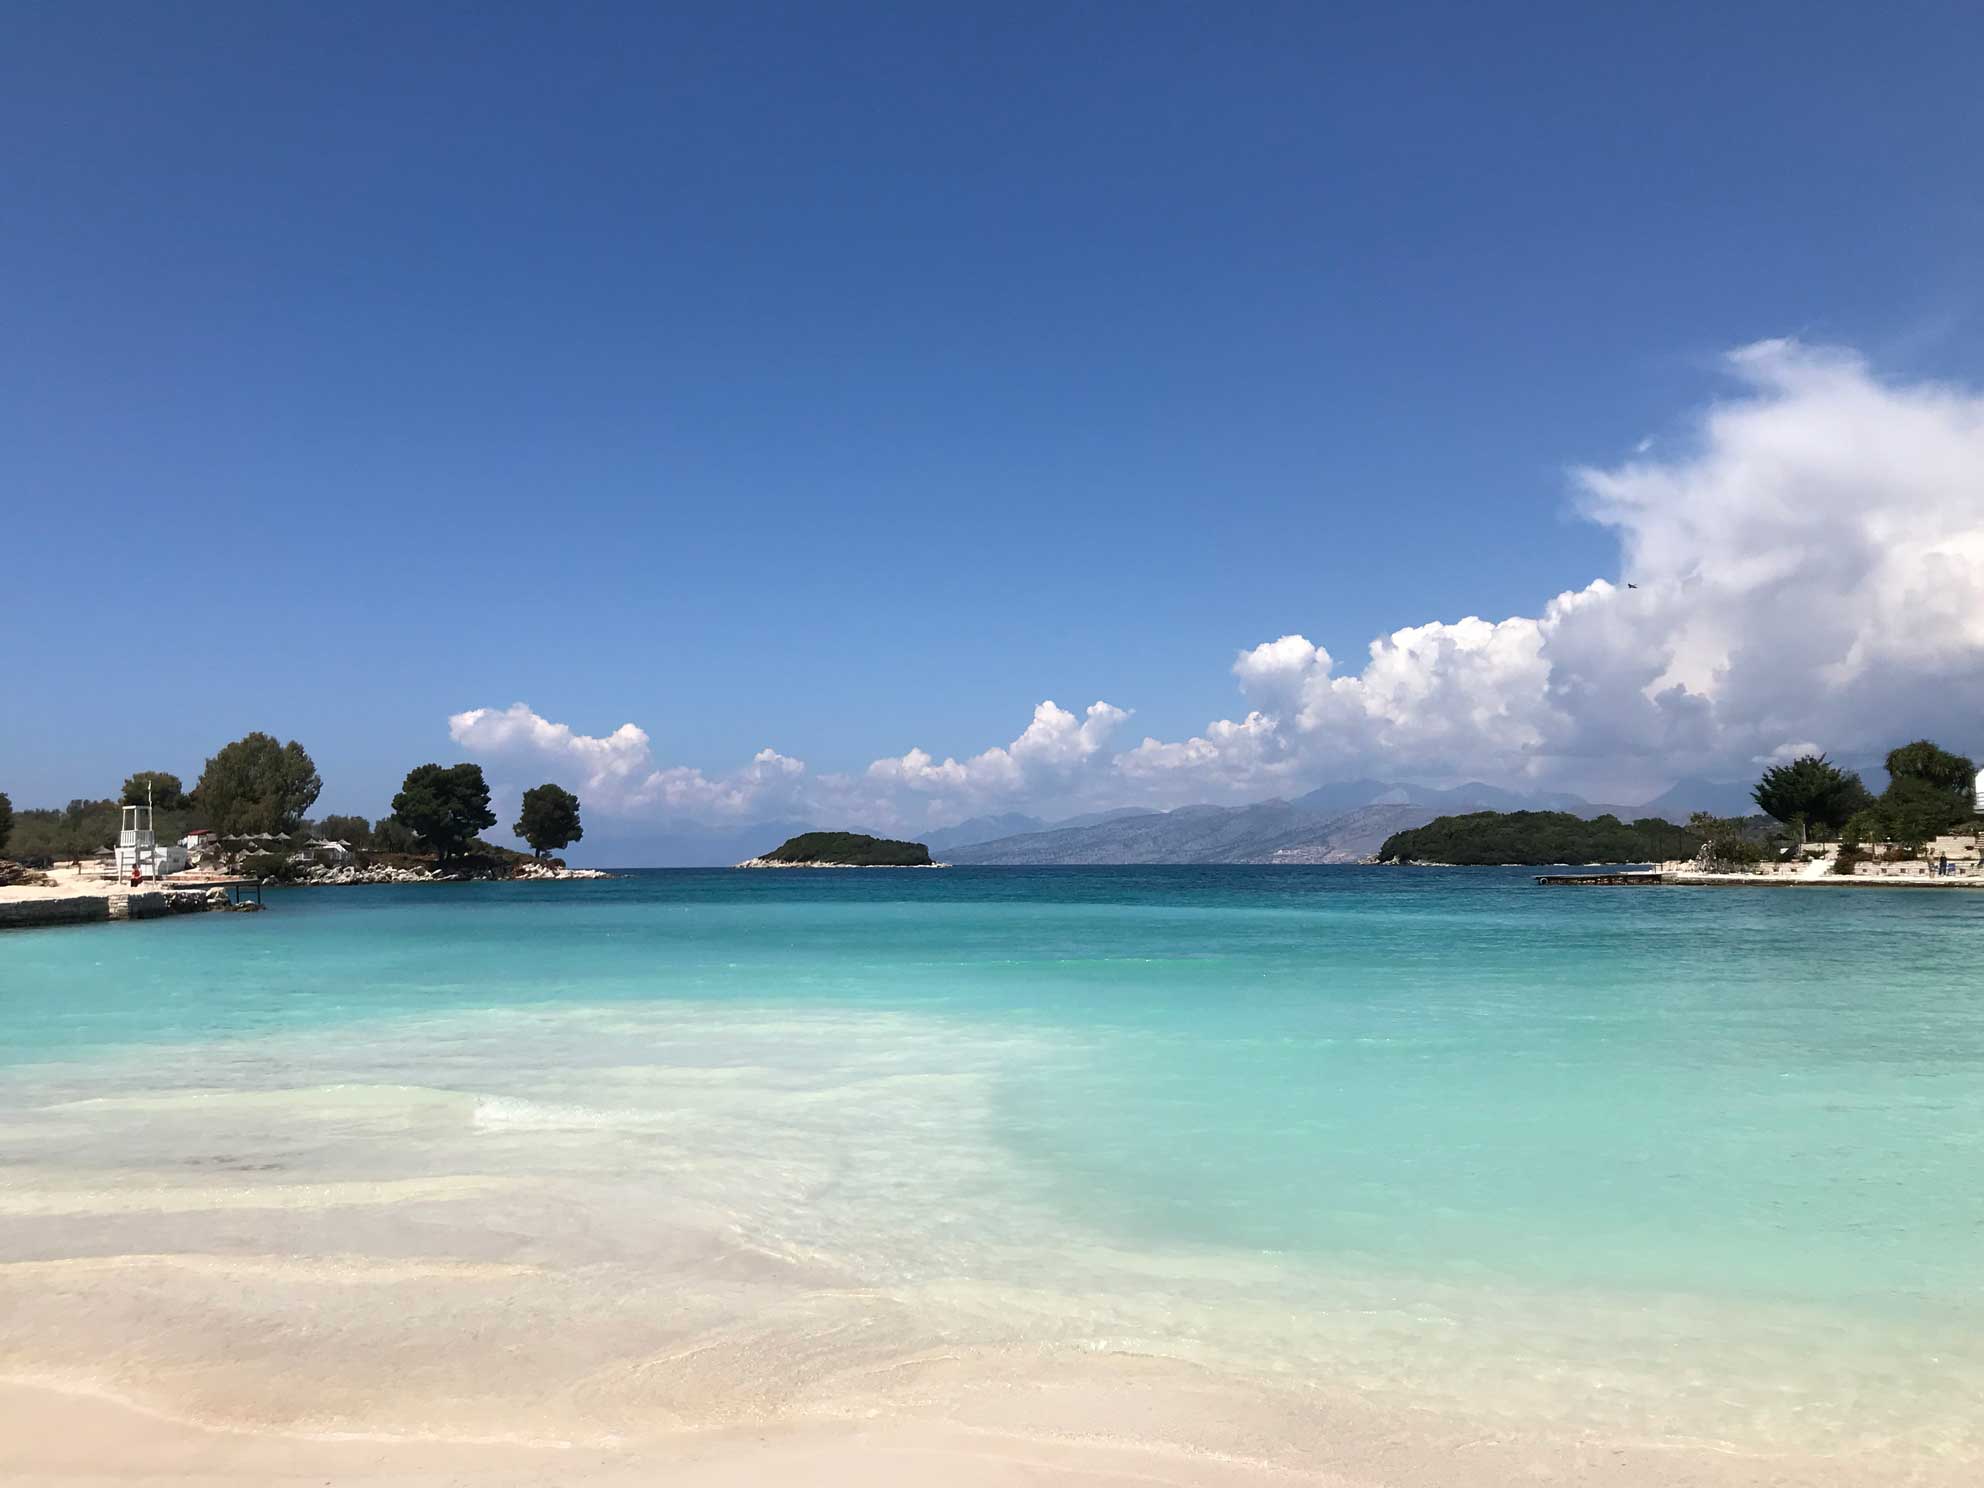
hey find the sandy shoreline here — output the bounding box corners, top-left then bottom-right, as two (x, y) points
(0, 861), (141, 905)
(2, 1383), (1314, 1487)
(6, 889), (1978, 1485)
(5, 1366), (1950, 1488)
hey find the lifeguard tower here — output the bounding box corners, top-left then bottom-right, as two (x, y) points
(114, 800), (159, 880)
(112, 784), (188, 881)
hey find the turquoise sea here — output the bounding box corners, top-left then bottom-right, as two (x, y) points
(2, 867), (1981, 1475)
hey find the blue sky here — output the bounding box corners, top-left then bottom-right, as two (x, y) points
(5, 2), (1983, 832)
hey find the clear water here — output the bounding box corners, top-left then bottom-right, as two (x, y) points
(2, 867), (1980, 1465)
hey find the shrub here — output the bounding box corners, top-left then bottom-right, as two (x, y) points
(1686, 813), (1767, 870)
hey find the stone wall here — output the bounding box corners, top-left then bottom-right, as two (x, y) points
(0, 887), (221, 931)
(0, 896), (111, 929)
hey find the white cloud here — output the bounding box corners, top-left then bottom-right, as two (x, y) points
(448, 705), (656, 800)
(867, 700), (1131, 807)
(447, 704), (813, 820)
(1117, 338), (1984, 799)
(451, 339), (1984, 822)
(447, 697), (1134, 830)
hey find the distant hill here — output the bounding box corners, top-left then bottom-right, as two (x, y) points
(934, 774), (1754, 866)
(1637, 778), (1758, 820)
(562, 777), (1756, 868)
(923, 806), (1176, 854)
(920, 814), (1045, 853)
(1256, 804), (1450, 863)
(946, 797), (1447, 865)
(568, 818), (822, 868)
(743, 831), (935, 867)
(1378, 811), (1701, 866)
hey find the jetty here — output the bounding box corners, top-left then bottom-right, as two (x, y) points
(0, 868), (265, 932)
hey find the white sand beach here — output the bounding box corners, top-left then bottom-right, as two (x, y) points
(5, 1356), (1951, 1488)
(4, 997), (1978, 1488)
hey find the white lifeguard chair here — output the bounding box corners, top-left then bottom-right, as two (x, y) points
(115, 801), (159, 880)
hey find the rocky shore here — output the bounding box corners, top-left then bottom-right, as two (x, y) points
(734, 858), (950, 869)
(295, 861), (612, 886)
(0, 858), (613, 931)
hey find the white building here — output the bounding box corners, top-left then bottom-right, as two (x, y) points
(293, 839), (354, 864)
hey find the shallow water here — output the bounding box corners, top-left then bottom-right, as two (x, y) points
(2, 867), (1980, 1466)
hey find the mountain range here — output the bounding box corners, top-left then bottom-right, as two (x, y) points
(563, 779), (1757, 868)
(940, 777), (1759, 866)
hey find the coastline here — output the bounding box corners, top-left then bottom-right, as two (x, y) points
(1538, 868), (1984, 889)
(0, 861), (612, 932)
(291, 861), (612, 886)
(734, 858), (951, 869)
(4, 1367), (1947, 1488)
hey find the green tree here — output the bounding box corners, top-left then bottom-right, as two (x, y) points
(371, 816), (419, 854)
(1377, 811), (1702, 866)
(0, 790), (12, 856)
(1751, 754), (1870, 842)
(4, 799), (131, 861)
(193, 734), (322, 835)
(1687, 812), (1766, 869)
(1880, 739), (1976, 838)
(121, 771), (187, 810)
(513, 784), (583, 858)
(318, 814), (372, 848)
(1884, 739), (1976, 796)
(391, 763), (497, 863)
(1840, 807), (1886, 847)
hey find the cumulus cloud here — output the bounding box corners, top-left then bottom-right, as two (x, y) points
(1119, 338), (1984, 799)
(447, 698), (1134, 830)
(448, 705), (657, 801)
(451, 339), (1984, 822)
(448, 704), (814, 819)
(867, 700), (1131, 805)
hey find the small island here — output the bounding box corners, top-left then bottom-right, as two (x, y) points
(1379, 810), (1702, 866)
(737, 831), (945, 868)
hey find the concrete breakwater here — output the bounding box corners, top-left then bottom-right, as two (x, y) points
(0, 862), (609, 930)
(0, 885), (246, 932)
